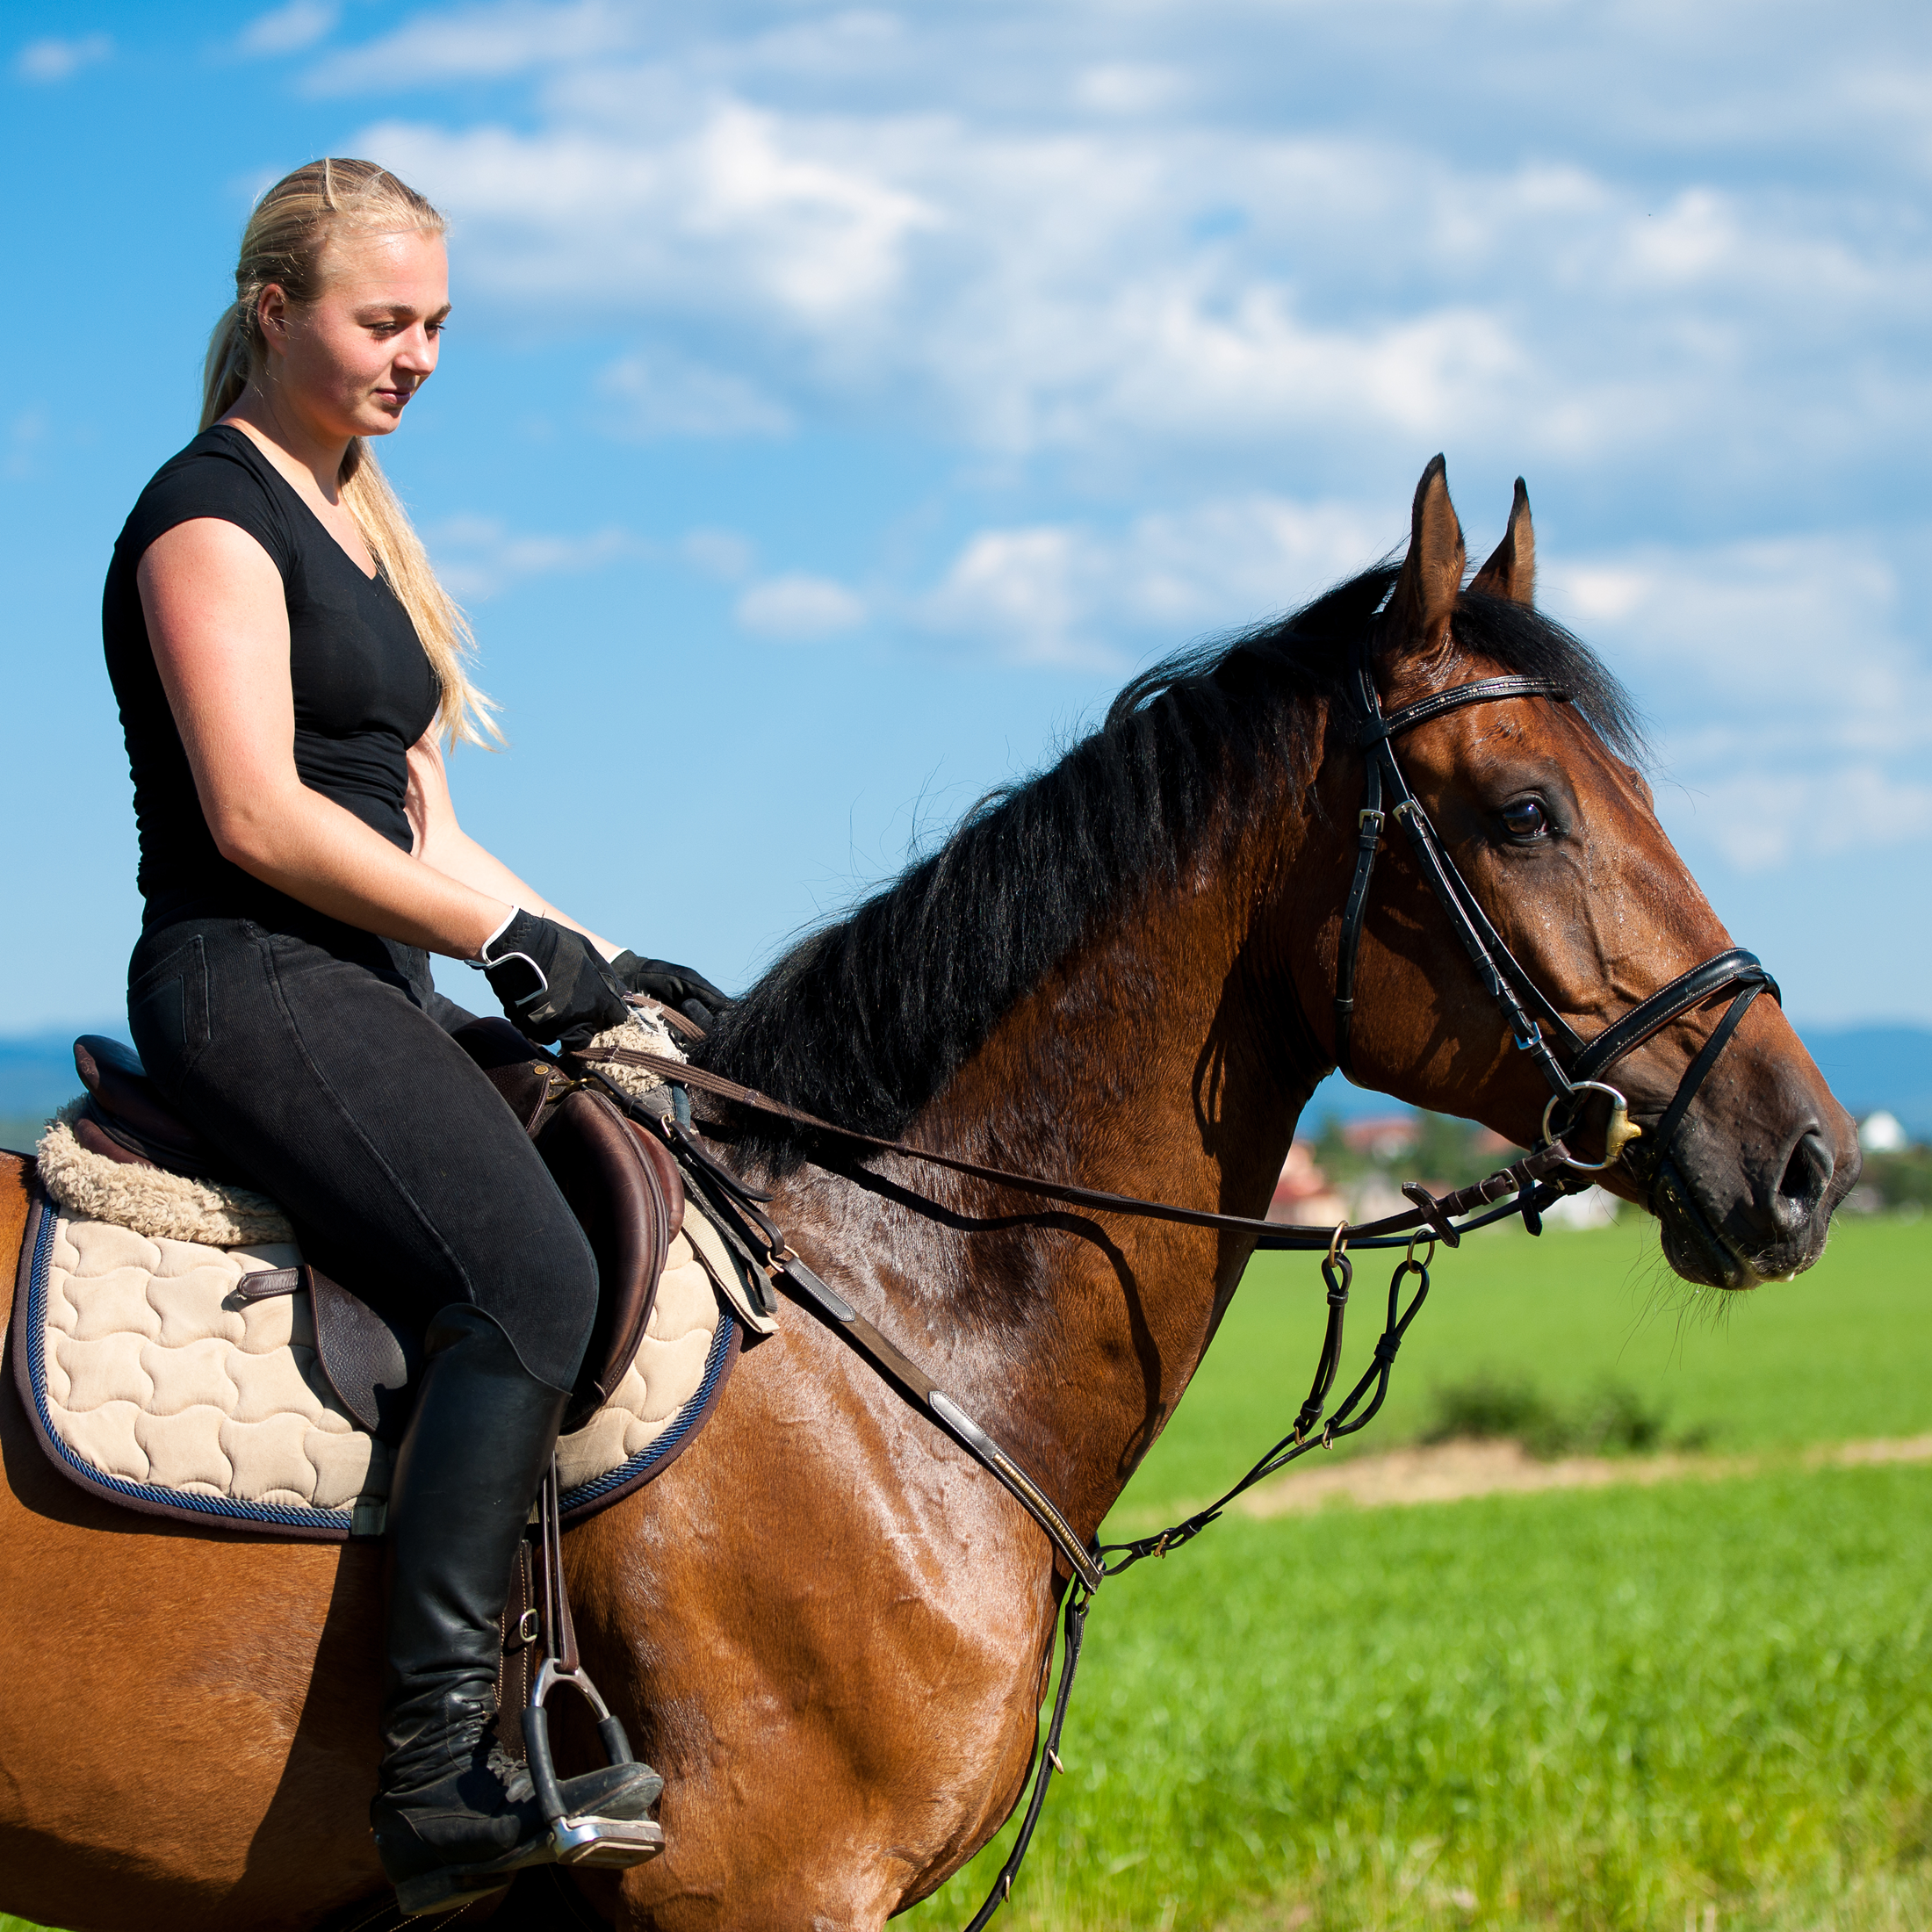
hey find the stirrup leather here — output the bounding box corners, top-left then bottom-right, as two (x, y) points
(524, 1459), (667, 1868)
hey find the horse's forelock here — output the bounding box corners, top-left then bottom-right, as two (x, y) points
(1445, 591), (1651, 769)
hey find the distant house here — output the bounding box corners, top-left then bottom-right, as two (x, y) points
(1270, 1141), (1346, 1228)
(1858, 1110), (1908, 1153)
(1342, 1115), (1418, 1163)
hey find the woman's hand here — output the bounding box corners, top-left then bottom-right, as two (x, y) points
(479, 910), (631, 1049)
(609, 953), (734, 1028)
(406, 732), (632, 963)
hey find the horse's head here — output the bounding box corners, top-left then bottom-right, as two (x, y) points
(1299, 458), (1858, 1289)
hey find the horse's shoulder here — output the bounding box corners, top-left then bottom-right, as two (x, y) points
(0, 1152), (28, 1323)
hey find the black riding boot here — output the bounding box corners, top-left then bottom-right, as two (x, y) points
(370, 1305), (663, 1915)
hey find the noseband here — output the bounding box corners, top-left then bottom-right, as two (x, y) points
(1332, 638), (1778, 1187)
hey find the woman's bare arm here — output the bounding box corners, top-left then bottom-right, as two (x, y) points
(139, 517), (512, 959)
(405, 733), (622, 959)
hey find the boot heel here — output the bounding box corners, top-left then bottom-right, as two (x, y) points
(392, 1848), (534, 1917)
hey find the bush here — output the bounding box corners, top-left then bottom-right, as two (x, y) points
(1420, 1372), (1696, 1459)
(1419, 1373), (1568, 1454)
(1856, 1145), (1932, 1213)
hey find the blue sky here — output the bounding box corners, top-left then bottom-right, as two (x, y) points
(4, 0), (1928, 1039)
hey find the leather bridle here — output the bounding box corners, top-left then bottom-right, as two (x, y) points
(1331, 636), (1778, 1192)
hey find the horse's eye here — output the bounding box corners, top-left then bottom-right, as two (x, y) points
(1501, 797), (1549, 840)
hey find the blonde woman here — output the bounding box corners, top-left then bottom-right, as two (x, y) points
(103, 160), (723, 1913)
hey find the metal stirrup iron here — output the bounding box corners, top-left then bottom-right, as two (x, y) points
(521, 1460), (666, 1868)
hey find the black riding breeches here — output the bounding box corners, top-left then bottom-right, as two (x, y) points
(126, 915), (597, 1394)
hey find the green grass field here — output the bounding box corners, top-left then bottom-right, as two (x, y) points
(899, 1215), (1932, 1930)
(908, 1462), (1932, 1932)
(1113, 1213), (1929, 1524)
(6, 1216), (1926, 1930)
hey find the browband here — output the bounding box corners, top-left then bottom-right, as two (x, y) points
(1356, 676), (1570, 745)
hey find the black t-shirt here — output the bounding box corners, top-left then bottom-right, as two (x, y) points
(104, 424), (442, 931)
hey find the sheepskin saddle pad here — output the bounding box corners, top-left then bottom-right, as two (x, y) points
(11, 1179), (756, 1538)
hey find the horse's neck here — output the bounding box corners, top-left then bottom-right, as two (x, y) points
(783, 836), (1320, 1539)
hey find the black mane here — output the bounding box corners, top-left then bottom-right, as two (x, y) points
(696, 564), (1643, 1165)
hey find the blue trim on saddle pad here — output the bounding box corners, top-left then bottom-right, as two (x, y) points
(559, 1305), (738, 1517)
(21, 1198), (739, 1539)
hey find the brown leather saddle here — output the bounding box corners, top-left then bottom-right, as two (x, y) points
(69, 1024), (682, 1439)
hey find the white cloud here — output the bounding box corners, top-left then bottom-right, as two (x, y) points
(599, 351), (791, 439)
(343, 81), (1932, 482)
(925, 527), (1097, 667)
(1678, 766), (1932, 874)
(736, 573), (866, 640)
(363, 105), (936, 329)
(14, 33), (111, 83)
(306, 0), (639, 91)
(1545, 536), (1932, 761)
(681, 528), (756, 581)
(428, 513), (638, 598)
(920, 494), (1381, 667)
(240, 1), (338, 55)
(1545, 532), (1932, 871)
(1073, 62), (1189, 115)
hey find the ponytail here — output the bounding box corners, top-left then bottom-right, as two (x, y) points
(200, 303), (253, 431)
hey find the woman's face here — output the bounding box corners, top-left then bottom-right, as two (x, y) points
(258, 227), (450, 443)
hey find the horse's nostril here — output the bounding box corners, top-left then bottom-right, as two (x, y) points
(1777, 1128), (1833, 1222)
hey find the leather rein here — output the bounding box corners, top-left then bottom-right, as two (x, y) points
(575, 641), (1779, 1930)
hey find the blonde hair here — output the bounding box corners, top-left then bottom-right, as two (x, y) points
(200, 158), (498, 748)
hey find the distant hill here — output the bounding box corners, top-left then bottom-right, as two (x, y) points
(1800, 1027), (1932, 1139)
(1302, 1022), (1932, 1139)
(0, 1024), (130, 1134)
(3, 1019), (1928, 1141)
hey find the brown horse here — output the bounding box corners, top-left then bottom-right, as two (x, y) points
(0, 462), (1857, 1931)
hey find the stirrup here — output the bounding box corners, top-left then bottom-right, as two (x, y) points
(523, 1653), (666, 1867)
(524, 1460), (667, 1870)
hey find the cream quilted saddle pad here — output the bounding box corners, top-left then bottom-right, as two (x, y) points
(13, 1193), (744, 1539)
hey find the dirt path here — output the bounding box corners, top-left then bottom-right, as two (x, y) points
(1228, 1432), (1932, 1517)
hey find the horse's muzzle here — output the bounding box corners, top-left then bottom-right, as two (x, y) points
(1651, 1078), (1861, 1290)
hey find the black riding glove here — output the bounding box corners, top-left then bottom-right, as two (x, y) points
(476, 910), (631, 1050)
(609, 952), (735, 1030)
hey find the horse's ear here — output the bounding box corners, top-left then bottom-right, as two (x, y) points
(1469, 477), (1536, 607)
(1388, 455), (1466, 658)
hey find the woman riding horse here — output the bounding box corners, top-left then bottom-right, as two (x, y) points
(102, 158), (722, 1914)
